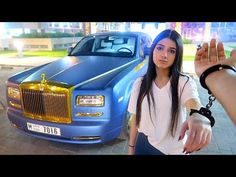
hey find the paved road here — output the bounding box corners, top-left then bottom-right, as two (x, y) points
(0, 56), (59, 67)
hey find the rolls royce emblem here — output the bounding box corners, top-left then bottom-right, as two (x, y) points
(41, 73), (47, 84)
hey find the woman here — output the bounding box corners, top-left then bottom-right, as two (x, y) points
(128, 29), (212, 155)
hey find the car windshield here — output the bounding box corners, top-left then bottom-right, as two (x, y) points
(69, 34), (137, 57)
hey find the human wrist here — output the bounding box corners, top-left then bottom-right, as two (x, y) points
(200, 64), (236, 94)
(205, 66), (235, 93)
(205, 67), (226, 86)
(190, 107), (215, 127)
(128, 144), (135, 148)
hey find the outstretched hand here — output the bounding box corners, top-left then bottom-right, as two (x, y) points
(179, 114), (212, 154)
(194, 38), (227, 77)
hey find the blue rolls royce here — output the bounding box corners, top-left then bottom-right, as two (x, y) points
(6, 32), (152, 144)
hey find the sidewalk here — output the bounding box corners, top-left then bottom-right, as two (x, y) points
(0, 56), (60, 68)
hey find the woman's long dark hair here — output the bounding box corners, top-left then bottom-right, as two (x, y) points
(136, 29), (184, 137)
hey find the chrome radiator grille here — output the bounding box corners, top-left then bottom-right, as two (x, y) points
(21, 84), (71, 124)
(22, 89), (45, 116)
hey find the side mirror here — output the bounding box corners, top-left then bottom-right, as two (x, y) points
(144, 46), (150, 56)
(67, 46), (73, 54)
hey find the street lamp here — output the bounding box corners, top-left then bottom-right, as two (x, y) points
(14, 41), (24, 58)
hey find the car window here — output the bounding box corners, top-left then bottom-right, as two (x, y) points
(70, 34), (137, 58)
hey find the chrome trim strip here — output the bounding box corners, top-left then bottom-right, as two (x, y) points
(76, 112), (103, 117)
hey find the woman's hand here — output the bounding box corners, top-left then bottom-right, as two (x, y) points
(179, 113), (212, 154)
(194, 38), (227, 77)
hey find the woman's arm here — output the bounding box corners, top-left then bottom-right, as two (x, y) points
(128, 114), (138, 155)
(194, 39), (236, 124)
(179, 98), (212, 154)
(205, 67), (236, 124)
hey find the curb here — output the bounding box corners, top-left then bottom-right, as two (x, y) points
(0, 64), (34, 69)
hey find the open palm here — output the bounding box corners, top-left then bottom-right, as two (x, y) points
(194, 39), (226, 77)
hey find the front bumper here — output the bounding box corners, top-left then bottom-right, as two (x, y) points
(7, 108), (121, 144)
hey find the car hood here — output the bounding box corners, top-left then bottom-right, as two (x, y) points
(22, 56), (137, 88)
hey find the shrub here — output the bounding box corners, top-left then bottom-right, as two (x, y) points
(74, 32), (84, 37)
(182, 38), (193, 44)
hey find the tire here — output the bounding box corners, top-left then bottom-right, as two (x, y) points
(119, 111), (132, 140)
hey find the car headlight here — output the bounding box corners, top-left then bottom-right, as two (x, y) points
(76, 95), (104, 107)
(8, 87), (21, 100)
